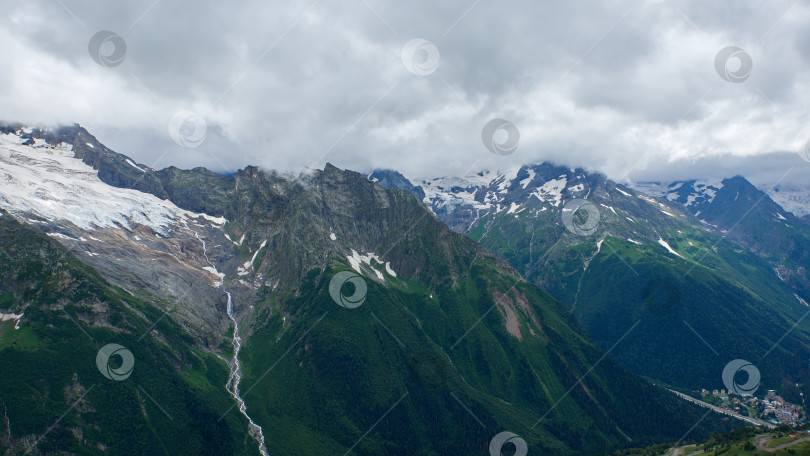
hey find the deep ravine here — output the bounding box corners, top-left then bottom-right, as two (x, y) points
(192, 229), (269, 456)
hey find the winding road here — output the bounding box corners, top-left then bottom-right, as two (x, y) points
(668, 389), (775, 428)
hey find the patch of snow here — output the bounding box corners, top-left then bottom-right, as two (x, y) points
(495, 167), (520, 193)
(626, 238), (642, 245)
(600, 204), (617, 215)
(200, 213), (227, 225)
(86, 142), (94, 148)
(46, 232), (78, 241)
(0, 313), (23, 330)
(657, 238), (684, 258)
(347, 250), (364, 274)
(202, 266), (225, 287)
(385, 262), (397, 277)
(519, 168), (536, 189)
(531, 178), (567, 207)
(347, 249), (393, 279)
(247, 240), (268, 270)
(330, 230), (337, 241)
(125, 158), (146, 172)
(569, 183), (585, 193)
(507, 202), (521, 214)
(615, 187), (632, 197)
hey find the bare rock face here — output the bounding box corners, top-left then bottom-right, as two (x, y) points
(0, 125), (480, 348)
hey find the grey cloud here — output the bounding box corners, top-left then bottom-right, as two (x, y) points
(0, 0), (808, 188)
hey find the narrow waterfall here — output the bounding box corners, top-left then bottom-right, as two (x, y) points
(193, 229), (268, 455)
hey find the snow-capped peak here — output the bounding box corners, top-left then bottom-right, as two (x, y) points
(0, 131), (225, 234)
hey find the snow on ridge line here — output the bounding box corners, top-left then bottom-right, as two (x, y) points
(125, 158), (146, 172)
(0, 133), (227, 233)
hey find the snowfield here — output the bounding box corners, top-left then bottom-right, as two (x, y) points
(0, 132), (225, 234)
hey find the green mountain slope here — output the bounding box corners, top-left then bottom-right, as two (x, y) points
(0, 211), (259, 455)
(216, 167), (740, 455)
(372, 165), (810, 404)
(0, 127), (743, 454)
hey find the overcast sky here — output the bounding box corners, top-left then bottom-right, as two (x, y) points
(3, 0), (810, 185)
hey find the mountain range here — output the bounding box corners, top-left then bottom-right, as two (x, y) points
(370, 165), (810, 402)
(1, 124), (802, 455)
